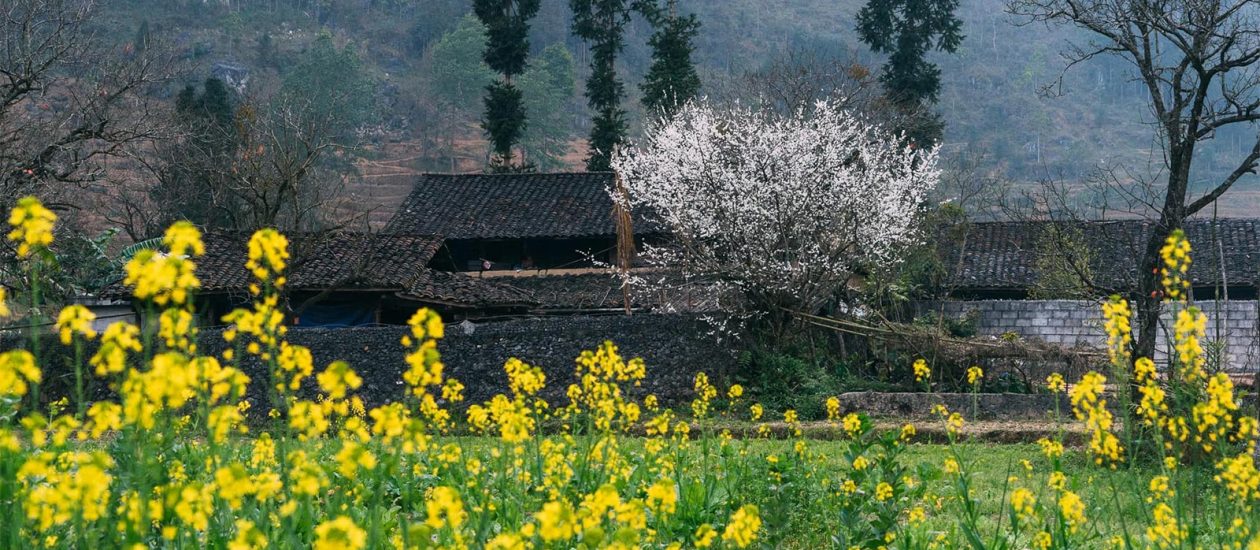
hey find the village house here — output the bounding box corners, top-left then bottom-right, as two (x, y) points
(383, 172), (716, 314)
(927, 218), (1260, 371)
(108, 231), (537, 327)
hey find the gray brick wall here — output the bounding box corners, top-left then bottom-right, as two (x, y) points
(918, 299), (1260, 373)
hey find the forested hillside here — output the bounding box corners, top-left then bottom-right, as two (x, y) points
(84, 0), (1260, 211)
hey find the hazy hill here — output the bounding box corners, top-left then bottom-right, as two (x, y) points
(95, 0), (1260, 215)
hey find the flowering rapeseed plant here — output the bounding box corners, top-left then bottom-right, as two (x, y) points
(3, 196), (1260, 549)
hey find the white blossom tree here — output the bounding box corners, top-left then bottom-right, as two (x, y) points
(612, 99), (940, 325)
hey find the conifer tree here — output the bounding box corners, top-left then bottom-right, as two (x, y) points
(640, 0), (701, 118)
(856, 0), (963, 144)
(474, 0), (542, 171)
(570, 0), (633, 172)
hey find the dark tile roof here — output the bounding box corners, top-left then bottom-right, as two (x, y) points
(498, 273), (630, 310)
(402, 270), (537, 308)
(491, 272), (725, 311)
(196, 232), (444, 292)
(940, 219), (1260, 291)
(384, 172), (659, 239)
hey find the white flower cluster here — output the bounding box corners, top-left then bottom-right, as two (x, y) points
(613, 99), (940, 316)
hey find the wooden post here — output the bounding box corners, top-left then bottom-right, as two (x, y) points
(612, 171), (635, 315)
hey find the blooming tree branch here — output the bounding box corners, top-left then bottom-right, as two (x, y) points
(612, 99), (940, 320)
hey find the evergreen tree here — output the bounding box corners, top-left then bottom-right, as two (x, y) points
(519, 44), (577, 170)
(856, 0), (963, 143)
(429, 15), (496, 117)
(639, 0), (701, 118)
(474, 0), (542, 171)
(570, 0), (633, 172)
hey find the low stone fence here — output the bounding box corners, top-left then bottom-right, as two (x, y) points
(918, 299), (1260, 373)
(3, 314), (734, 410)
(837, 391), (1070, 421)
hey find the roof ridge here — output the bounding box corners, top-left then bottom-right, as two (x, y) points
(417, 171), (615, 177)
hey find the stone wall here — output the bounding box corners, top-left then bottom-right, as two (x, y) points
(920, 299), (1260, 372)
(2, 314), (733, 409)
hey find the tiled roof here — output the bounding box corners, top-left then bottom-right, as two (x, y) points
(402, 270), (537, 308)
(384, 172), (659, 239)
(940, 219), (1260, 290)
(492, 272), (725, 312)
(499, 274), (630, 310)
(196, 232), (444, 292)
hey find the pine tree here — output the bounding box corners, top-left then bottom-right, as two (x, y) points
(474, 0), (542, 171)
(519, 44), (577, 170)
(571, 0), (633, 172)
(640, 0), (701, 118)
(856, 0), (963, 143)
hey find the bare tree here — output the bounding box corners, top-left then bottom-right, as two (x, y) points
(1009, 0), (1260, 361)
(0, 0), (175, 205)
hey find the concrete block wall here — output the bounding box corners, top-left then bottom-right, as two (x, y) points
(920, 300), (1260, 373)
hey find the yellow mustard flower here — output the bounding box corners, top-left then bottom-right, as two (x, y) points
(721, 504), (761, 548)
(313, 516), (367, 550)
(8, 196), (56, 258)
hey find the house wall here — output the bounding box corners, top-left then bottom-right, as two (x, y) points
(918, 299), (1260, 372)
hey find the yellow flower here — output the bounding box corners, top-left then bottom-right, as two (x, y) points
(842, 413), (863, 438)
(0, 350), (41, 397)
(908, 506), (926, 524)
(123, 249), (200, 306)
(913, 359), (930, 383)
(875, 482), (893, 501)
(214, 463), (255, 510)
(1058, 491), (1087, 532)
(425, 486), (466, 529)
(727, 384), (744, 399)
(899, 423), (916, 441)
(750, 403), (764, 422)
(1048, 471), (1067, 491)
(1038, 438), (1064, 459)
(173, 483), (214, 531)
(1101, 296), (1132, 364)
(245, 228), (289, 283)
(313, 516), (367, 550)
(694, 524), (718, 547)
(1173, 307), (1208, 381)
(317, 360), (362, 400)
(1045, 373), (1066, 393)
(0, 286), (9, 318)
(334, 440), (378, 479)
(535, 499), (576, 542)
(1146, 502), (1186, 547)
(783, 409), (798, 424)
(8, 196), (56, 257)
(228, 519), (268, 550)
(646, 479), (678, 515)
(943, 458), (960, 475)
(1159, 229), (1192, 301)
(1010, 488), (1036, 521)
(826, 397), (841, 422)
(1033, 531), (1052, 550)
(55, 305), (97, 344)
(966, 366), (984, 386)
(163, 221), (204, 258)
(90, 322), (142, 376)
(288, 400), (329, 440)
(721, 504), (761, 548)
